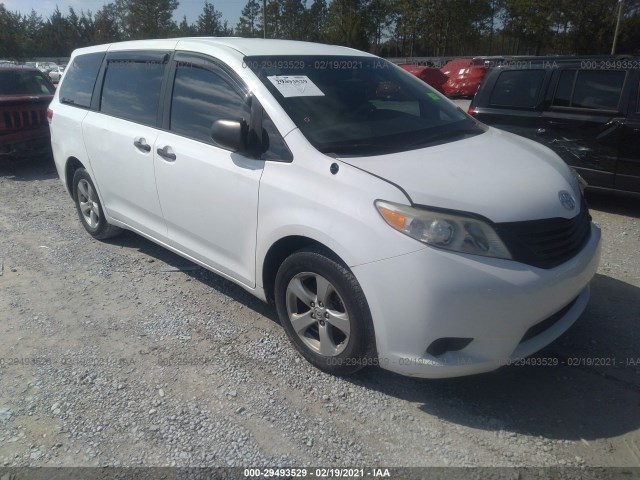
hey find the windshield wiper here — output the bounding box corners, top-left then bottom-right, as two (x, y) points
(318, 143), (395, 156)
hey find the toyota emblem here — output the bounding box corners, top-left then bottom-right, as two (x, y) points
(558, 191), (576, 211)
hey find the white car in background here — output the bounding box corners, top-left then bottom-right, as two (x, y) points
(48, 38), (601, 378)
(47, 65), (65, 83)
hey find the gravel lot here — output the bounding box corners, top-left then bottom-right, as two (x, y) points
(0, 155), (639, 472)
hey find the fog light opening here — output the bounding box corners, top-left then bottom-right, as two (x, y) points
(426, 337), (473, 357)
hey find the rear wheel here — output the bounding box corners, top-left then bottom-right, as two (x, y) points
(275, 247), (376, 375)
(72, 168), (121, 240)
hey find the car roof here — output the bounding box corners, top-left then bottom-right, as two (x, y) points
(73, 37), (374, 59)
(178, 37), (372, 57)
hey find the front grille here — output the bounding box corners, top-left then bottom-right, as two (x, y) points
(495, 200), (591, 269)
(2, 108), (48, 131)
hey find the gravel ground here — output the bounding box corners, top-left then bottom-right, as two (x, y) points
(0, 156), (639, 472)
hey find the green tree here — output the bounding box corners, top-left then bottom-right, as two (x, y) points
(176, 15), (197, 35)
(21, 9), (45, 57)
(307, 0), (328, 41)
(261, 0), (283, 38)
(280, 0), (306, 39)
(617, 0), (640, 53)
(77, 10), (96, 47)
(565, 0), (620, 54)
(392, 0), (428, 56)
(92, 3), (122, 44)
(0, 3), (24, 59)
(237, 0), (262, 37)
(116, 0), (178, 39)
(501, 0), (561, 55)
(42, 6), (71, 56)
(364, 0), (393, 53)
(197, 1), (224, 35)
(325, 0), (369, 49)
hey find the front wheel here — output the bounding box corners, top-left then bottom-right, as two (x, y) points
(274, 247), (376, 375)
(72, 168), (121, 240)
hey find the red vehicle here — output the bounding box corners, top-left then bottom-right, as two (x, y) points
(0, 67), (55, 166)
(399, 64), (448, 94)
(440, 58), (489, 98)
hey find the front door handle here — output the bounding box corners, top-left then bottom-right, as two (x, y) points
(133, 137), (151, 152)
(157, 145), (176, 162)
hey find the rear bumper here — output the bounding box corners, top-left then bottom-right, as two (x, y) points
(0, 127), (51, 158)
(0, 126), (50, 146)
(352, 223), (601, 378)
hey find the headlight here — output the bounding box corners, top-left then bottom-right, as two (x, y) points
(375, 200), (511, 260)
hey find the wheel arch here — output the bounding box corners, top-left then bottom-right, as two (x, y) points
(261, 235), (349, 304)
(65, 156), (86, 199)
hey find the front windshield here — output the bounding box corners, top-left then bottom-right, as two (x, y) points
(245, 55), (484, 156)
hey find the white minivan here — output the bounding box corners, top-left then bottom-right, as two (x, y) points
(49, 38), (601, 378)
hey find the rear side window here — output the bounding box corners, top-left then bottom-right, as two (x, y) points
(170, 62), (250, 144)
(101, 60), (166, 125)
(552, 69), (626, 110)
(489, 70), (545, 108)
(59, 52), (104, 108)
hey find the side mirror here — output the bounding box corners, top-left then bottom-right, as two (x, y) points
(211, 119), (247, 152)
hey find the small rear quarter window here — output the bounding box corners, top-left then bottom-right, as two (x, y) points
(59, 52), (105, 108)
(489, 70), (546, 108)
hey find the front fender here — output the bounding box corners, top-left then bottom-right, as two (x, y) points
(255, 132), (424, 287)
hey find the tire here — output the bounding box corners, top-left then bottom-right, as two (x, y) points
(274, 246), (376, 375)
(72, 168), (121, 240)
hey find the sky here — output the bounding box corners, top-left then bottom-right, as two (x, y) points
(2, 0), (247, 26)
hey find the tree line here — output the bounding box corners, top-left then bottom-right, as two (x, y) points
(1, 0), (638, 61)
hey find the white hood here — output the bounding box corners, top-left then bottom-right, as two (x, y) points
(340, 127), (582, 223)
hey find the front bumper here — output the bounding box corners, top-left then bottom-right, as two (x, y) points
(352, 223), (601, 378)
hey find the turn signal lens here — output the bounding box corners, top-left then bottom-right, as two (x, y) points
(378, 206), (407, 230)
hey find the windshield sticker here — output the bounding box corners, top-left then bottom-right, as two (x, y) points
(426, 92), (440, 100)
(267, 75), (325, 98)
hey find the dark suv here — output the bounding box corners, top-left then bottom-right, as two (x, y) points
(0, 67), (55, 166)
(468, 57), (640, 195)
